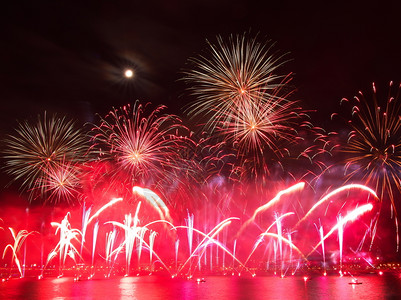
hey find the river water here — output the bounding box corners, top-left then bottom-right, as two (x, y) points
(1, 273), (401, 299)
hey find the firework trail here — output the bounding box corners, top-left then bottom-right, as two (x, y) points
(149, 230), (157, 270)
(46, 213), (82, 276)
(295, 183), (378, 228)
(133, 186), (172, 222)
(87, 197), (123, 225)
(174, 217), (250, 276)
(106, 203), (172, 276)
(76, 197), (123, 259)
(3, 112), (88, 202)
(258, 233), (307, 262)
(92, 221), (99, 268)
(2, 228), (35, 278)
(238, 182), (305, 235)
(243, 212), (295, 268)
(338, 214), (344, 271)
(315, 223), (327, 275)
(80, 203), (92, 256)
(105, 228), (118, 277)
(307, 203), (374, 257)
(185, 212), (194, 255)
(105, 228), (118, 264)
(116, 211), (141, 275)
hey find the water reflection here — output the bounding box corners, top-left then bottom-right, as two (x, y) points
(0, 274), (401, 299)
(119, 277), (138, 298)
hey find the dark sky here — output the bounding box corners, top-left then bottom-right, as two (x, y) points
(1, 0), (401, 133)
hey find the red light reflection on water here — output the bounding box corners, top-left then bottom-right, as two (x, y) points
(1, 274), (401, 299)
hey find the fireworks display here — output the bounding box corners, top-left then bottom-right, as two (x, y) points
(0, 182), (379, 279)
(182, 33), (328, 182)
(0, 33), (401, 281)
(333, 82), (401, 249)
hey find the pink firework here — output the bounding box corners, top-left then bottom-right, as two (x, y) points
(91, 101), (191, 189)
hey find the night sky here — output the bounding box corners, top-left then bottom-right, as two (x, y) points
(2, 1), (401, 130)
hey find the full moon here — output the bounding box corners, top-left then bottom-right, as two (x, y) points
(124, 69), (134, 78)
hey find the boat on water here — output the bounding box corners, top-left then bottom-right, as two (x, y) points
(349, 279), (362, 285)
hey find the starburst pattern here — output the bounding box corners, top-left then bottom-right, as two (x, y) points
(334, 82), (401, 249)
(3, 112), (88, 201)
(34, 160), (83, 204)
(91, 101), (190, 188)
(338, 82), (401, 204)
(182, 33), (293, 132)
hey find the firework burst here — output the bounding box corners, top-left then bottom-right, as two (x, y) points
(217, 94), (308, 180)
(3, 112), (88, 202)
(182, 33), (293, 132)
(182, 33), (328, 183)
(34, 160), (84, 204)
(219, 97), (300, 151)
(336, 82), (401, 202)
(333, 81), (401, 248)
(91, 101), (191, 190)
